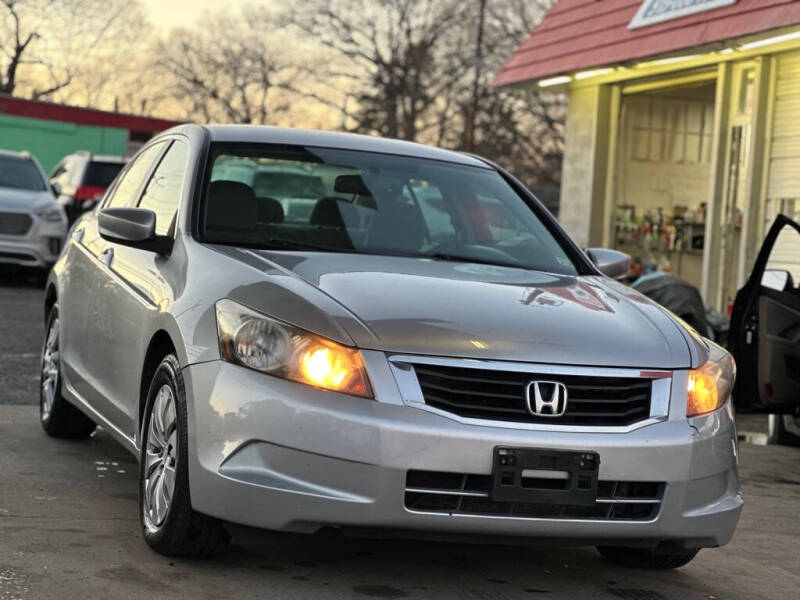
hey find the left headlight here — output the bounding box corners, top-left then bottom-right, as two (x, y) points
(687, 342), (736, 417)
(215, 298), (373, 398)
(34, 208), (65, 223)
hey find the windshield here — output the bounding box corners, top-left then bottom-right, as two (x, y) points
(0, 156), (46, 191)
(200, 145), (579, 275)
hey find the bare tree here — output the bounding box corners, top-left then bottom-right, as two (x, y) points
(0, 0), (148, 100)
(155, 6), (304, 125)
(459, 0), (565, 185)
(289, 0), (563, 184)
(287, 0), (475, 141)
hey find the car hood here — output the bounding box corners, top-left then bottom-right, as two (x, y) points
(229, 250), (693, 369)
(0, 187), (55, 211)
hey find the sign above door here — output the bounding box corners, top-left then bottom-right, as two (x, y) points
(629, 0), (738, 30)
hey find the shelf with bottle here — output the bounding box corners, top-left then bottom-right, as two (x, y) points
(614, 203), (708, 256)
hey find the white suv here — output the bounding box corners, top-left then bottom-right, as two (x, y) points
(0, 150), (67, 272)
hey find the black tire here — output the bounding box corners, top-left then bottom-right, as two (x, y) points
(597, 545), (699, 569)
(40, 304), (96, 439)
(767, 414), (800, 446)
(139, 354), (230, 557)
(35, 268), (50, 288)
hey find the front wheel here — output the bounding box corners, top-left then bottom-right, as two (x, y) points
(139, 354), (229, 556)
(40, 304), (96, 438)
(597, 545), (699, 569)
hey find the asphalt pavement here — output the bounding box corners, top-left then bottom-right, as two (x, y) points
(0, 268), (44, 406)
(1, 271), (799, 600)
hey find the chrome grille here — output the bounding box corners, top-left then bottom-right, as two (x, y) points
(413, 364), (652, 426)
(405, 470), (664, 521)
(0, 212), (33, 235)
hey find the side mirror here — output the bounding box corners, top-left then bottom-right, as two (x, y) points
(587, 248), (630, 280)
(98, 207), (172, 254)
(51, 182), (62, 196)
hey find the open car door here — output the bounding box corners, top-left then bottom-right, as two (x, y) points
(730, 214), (800, 413)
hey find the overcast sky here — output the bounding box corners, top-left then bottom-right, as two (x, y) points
(142, 0), (249, 29)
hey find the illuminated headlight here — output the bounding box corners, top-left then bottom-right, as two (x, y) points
(34, 208), (65, 222)
(215, 299), (372, 398)
(687, 342), (736, 417)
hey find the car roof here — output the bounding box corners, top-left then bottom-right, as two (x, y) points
(89, 155), (126, 163)
(61, 151), (126, 163)
(202, 125), (490, 169)
(0, 149), (34, 161)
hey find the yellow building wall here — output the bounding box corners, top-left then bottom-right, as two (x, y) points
(560, 86), (607, 247)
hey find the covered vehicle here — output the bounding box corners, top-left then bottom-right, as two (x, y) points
(632, 273), (729, 344)
(632, 273), (712, 338)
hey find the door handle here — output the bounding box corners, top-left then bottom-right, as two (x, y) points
(100, 247), (114, 267)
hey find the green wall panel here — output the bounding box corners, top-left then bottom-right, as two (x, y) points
(0, 114), (128, 174)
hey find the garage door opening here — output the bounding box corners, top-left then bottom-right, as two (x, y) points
(613, 79), (717, 293)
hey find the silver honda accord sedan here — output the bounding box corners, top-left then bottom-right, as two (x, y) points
(41, 124), (740, 567)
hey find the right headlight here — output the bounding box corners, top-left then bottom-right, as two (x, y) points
(215, 299), (372, 398)
(686, 342), (736, 417)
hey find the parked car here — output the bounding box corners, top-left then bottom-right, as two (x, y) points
(49, 151), (126, 222)
(729, 214), (800, 447)
(0, 150), (67, 273)
(42, 125), (743, 568)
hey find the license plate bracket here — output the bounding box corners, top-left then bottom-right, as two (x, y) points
(491, 447), (600, 506)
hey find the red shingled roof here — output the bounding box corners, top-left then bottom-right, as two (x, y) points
(0, 95), (182, 132)
(495, 0), (800, 87)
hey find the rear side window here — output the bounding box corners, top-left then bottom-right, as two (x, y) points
(105, 143), (165, 209)
(138, 141), (188, 235)
(84, 161), (125, 188)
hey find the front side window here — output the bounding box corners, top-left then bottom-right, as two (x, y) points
(200, 145), (578, 275)
(139, 141), (188, 235)
(0, 156), (46, 191)
(105, 143), (165, 209)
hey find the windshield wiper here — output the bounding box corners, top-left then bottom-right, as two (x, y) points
(257, 238), (353, 253)
(424, 252), (520, 269)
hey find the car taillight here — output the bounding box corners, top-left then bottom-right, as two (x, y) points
(74, 185), (106, 204)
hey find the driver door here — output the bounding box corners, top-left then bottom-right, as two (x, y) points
(730, 214), (800, 413)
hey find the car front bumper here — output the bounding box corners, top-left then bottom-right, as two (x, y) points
(0, 217), (66, 268)
(182, 357), (742, 549)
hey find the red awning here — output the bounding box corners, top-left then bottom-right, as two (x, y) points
(495, 0), (800, 87)
(0, 95), (182, 133)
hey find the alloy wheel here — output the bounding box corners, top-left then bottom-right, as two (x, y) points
(41, 317), (60, 420)
(143, 384), (178, 531)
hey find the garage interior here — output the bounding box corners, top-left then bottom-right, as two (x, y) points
(613, 77), (719, 292)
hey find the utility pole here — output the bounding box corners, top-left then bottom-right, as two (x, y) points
(465, 0), (487, 153)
